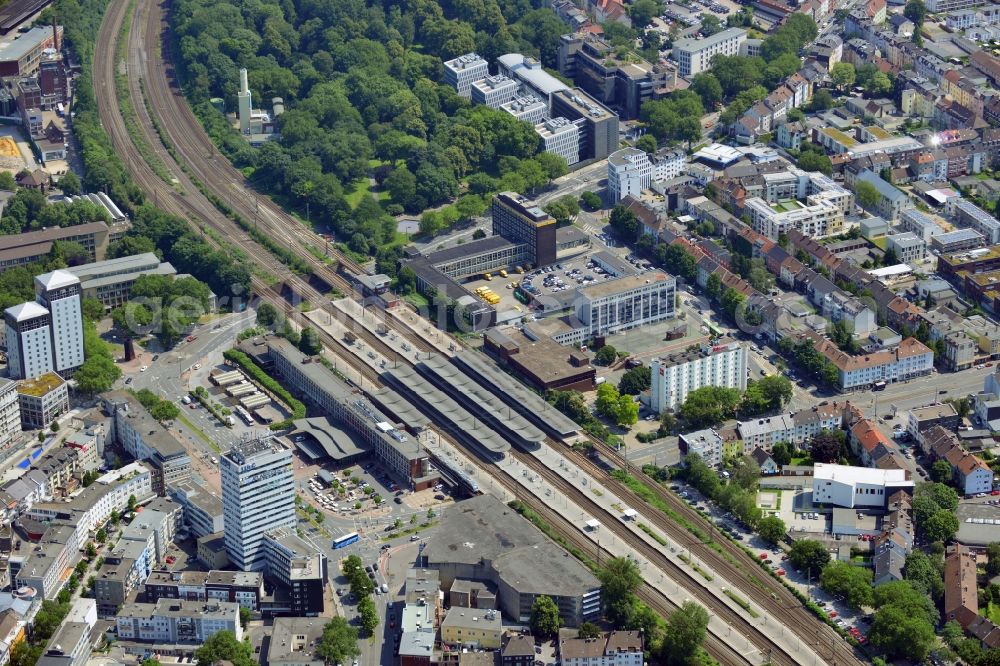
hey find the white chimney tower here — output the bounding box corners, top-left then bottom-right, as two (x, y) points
(237, 68), (252, 134)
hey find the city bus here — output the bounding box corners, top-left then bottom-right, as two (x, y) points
(333, 532), (360, 549)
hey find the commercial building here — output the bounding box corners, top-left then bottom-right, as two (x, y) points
(535, 117), (580, 166)
(497, 53), (569, 102)
(482, 327), (597, 393)
(671, 28), (747, 78)
(0, 25), (63, 77)
(16, 372), (67, 429)
(801, 333), (934, 392)
(812, 463), (913, 508)
(0, 379), (21, 458)
(419, 494), (601, 626)
(67, 253), (177, 311)
(440, 607), (502, 649)
(931, 228), (984, 254)
(266, 337), (437, 488)
(220, 438), (295, 571)
(35, 620), (91, 666)
(143, 569), (264, 611)
(906, 403), (959, 446)
(115, 599), (241, 643)
(102, 392), (192, 494)
(652, 148), (685, 181)
(557, 32), (676, 119)
(168, 481), (224, 539)
(678, 428), (723, 468)
(443, 53), (489, 98)
(736, 403), (844, 452)
(34, 270), (83, 375)
(3, 302), (52, 381)
(470, 75), (519, 109)
(260, 528), (327, 616)
(549, 88), (619, 161)
(950, 198), (1000, 244)
(267, 618), (327, 666)
(491, 192), (557, 268)
(572, 272), (676, 342)
(0, 222), (110, 272)
(885, 232), (926, 264)
(607, 148), (652, 203)
(500, 95), (548, 124)
(650, 342), (748, 414)
(744, 170), (853, 240)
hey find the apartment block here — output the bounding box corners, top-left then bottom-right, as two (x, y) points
(0, 378), (22, 459)
(607, 148), (652, 203)
(671, 28), (747, 77)
(16, 372), (68, 429)
(115, 599), (241, 643)
(885, 232), (926, 264)
(650, 341), (748, 413)
(950, 198), (1000, 244)
(34, 270), (84, 374)
(102, 392), (192, 494)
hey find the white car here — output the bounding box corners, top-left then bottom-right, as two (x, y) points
(140, 365), (148, 372)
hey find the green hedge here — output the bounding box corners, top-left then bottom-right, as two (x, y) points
(223, 349), (306, 428)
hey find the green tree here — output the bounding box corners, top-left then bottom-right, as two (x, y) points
(830, 62), (856, 91)
(692, 73), (723, 110)
(635, 134), (658, 155)
(809, 89), (835, 111)
(931, 459), (954, 484)
(758, 516), (787, 545)
(809, 430), (844, 464)
(595, 345), (618, 366)
(81, 297), (105, 323)
(298, 327), (322, 355)
(96, 528), (107, 543)
(904, 550), (944, 602)
(679, 386), (742, 428)
(659, 601), (710, 665)
(609, 205), (640, 240)
(86, 543), (97, 559)
(598, 557), (642, 626)
(922, 510), (959, 543)
(577, 621), (601, 639)
(820, 561), (874, 608)
(358, 596), (379, 634)
(904, 0), (927, 26)
(239, 606), (251, 630)
(699, 14), (722, 36)
(618, 366), (651, 395)
(797, 151), (833, 175)
(316, 617), (360, 664)
(257, 302), (280, 327)
(987, 543), (1000, 578)
(789, 539), (830, 578)
(58, 171), (81, 195)
(581, 191), (602, 210)
(869, 604), (935, 661)
(75, 322), (121, 393)
(614, 394), (639, 428)
(529, 595), (562, 638)
(195, 631), (255, 666)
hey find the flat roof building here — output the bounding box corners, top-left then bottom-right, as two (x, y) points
(607, 148), (652, 203)
(420, 494), (601, 627)
(501, 94), (548, 124)
(0, 221), (109, 272)
(549, 88), (619, 161)
(650, 341), (748, 413)
(16, 372), (67, 430)
(443, 53), (489, 97)
(671, 28), (747, 77)
(497, 53), (569, 101)
(536, 117), (581, 166)
(68, 253), (176, 311)
(471, 74), (519, 109)
(492, 192), (557, 268)
(220, 438), (295, 571)
(812, 463), (913, 508)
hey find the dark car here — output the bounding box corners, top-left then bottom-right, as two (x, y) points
(434, 494), (446, 500)
(394, 496), (402, 504)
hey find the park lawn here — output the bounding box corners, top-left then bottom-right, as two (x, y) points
(344, 178), (373, 208)
(789, 455), (814, 466)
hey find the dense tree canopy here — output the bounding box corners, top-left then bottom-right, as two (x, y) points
(169, 0), (584, 253)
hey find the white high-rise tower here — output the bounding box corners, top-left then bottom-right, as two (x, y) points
(237, 68), (252, 135)
(34, 270), (84, 373)
(221, 437), (295, 571)
(3, 302), (52, 380)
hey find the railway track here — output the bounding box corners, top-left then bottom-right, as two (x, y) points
(564, 442), (864, 666)
(508, 444), (799, 665)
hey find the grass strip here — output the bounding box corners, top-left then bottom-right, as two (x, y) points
(723, 589), (759, 618)
(638, 522), (668, 546)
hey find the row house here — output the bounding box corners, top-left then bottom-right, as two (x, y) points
(737, 402), (845, 451)
(791, 331), (934, 391)
(922, 426), (994, 496)
(873, 490), (913, 584)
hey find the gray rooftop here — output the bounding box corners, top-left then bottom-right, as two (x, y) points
(673, 27), (746, 52)
(425, 235), (521, 267)
(383, 364), (510, 456)
(369, 387), (431, 431)
(421, 494), (600, 597)
(267, 617), (326, 665)
(451, 350), (579, 438)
